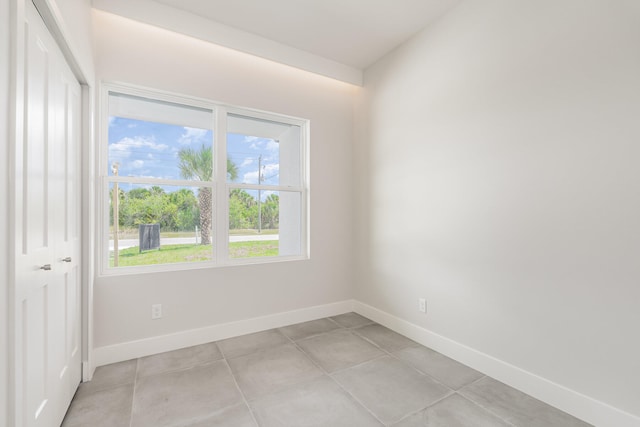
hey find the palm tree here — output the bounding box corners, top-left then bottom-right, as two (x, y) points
(178, 144), (238, 245)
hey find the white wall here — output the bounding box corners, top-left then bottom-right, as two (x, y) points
(356, 0), (640, 421)
(40, 0), (95, 83)
(92, 11), (356, 350)
(1, 1), (11, 424)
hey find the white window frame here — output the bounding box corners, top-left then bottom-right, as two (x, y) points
(98, 82), (309, 276)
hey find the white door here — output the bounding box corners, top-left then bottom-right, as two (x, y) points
(13, 2), (83, 426)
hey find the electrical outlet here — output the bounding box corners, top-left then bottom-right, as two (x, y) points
(151, 304), (162, 319)
(418, 298), (426, 313)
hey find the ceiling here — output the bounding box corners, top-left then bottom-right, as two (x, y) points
(92, 0), (462, 85)
(152, 0), (461, 69)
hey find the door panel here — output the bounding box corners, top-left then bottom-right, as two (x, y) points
(13, 3), (83, 427)
(24, 21), (51, 255)
(24, 287), (50, 425)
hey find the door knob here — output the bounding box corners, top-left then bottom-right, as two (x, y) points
(62, 257), (72, 263)
(40, 264), (52, 271)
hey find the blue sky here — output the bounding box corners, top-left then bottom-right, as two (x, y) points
(108, 117), (280, 187)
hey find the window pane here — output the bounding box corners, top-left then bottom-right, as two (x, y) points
(227, 114), (301, 187)
(228, 189), (301, 259)
(108, 92), (214, 181)
(108, 183), (213, 267)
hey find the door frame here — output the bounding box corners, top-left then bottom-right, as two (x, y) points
(7, 0), (95, 424)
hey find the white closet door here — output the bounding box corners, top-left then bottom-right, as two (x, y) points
(13, 2), (82, 426)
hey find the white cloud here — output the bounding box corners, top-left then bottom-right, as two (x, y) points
(243, 171), (259, 183)
(244, 136), (259, 143)
(266, 140), (279, 152)
(109, 136), (169, 169)
(179, 127), (209, 145)
(108, 117), (116, 127)
(240, 157), (254, 167)
(262, 163), (280, 178)
(243, 163), (279, 184)
(109, 136), (169, 161)
(248, 138), (279, 153)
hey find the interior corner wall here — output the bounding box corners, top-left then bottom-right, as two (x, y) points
(356, 0), (640, 419)
(91, 11), (356, 350)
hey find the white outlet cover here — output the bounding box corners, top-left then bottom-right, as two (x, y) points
(151, 304), (162, 319)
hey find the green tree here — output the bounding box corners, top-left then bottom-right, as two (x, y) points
(261, 193), (279, 229)
(169, 188), (199, 231)
(178, 144), (238, 244)
(229, 188), (256, 229)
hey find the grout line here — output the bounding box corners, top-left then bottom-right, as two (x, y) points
(326, 371), (388, 426)
(326, 353), (389, 376)
(128, 358), (139, 427)
(461, 373), (488, 389)
(385, 350), (458, 392)
(325, 316), (343, 328)
(390, 391), (456, 426)
(327, 351), (456, 426)
(456, 383), (519, 427)
(216, 339), (229, 360)
(221, 328), (292, 361)
(272, 323), (387, 424)
(135, 356), (225, 380)
(222, 357), (261, 427)
(281, 325), (346, 343)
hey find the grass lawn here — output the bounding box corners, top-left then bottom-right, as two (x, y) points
(229, 240), (278, 258)
(110, 241), (279, 267)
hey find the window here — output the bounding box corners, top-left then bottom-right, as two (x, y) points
(101, 84), (308, 274)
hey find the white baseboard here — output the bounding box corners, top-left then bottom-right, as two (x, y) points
(93, 300), (354, 368)
(352, 301), (640, 427)
(82, 360), (95, 382)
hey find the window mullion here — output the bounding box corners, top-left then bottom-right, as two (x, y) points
(106, 176), (213, 188)
(227, 183), (303, 192)
(215, 107), (229, 264)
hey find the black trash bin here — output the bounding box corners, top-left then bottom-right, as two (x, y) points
(139, 224), (160, 253)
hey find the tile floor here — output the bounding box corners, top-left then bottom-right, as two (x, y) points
(62, 313), (592, 427)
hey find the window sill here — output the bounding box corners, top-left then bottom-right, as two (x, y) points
(97, 255), (310, 278)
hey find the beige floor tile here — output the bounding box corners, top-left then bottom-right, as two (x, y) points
(459, 377), (593, 427)
(251, 376), (382, 427)
(354, 324), (418, 352)
(131, 360), (243, 427)
(297, 329), (384, 373)
(76, 359), (137, 397)
(218, 329), (290, 359)
(392, 394), (511, 427)
(333, 356), (451, 425)
(185, 404), (257, 427)
(228, 343), (323, 400)
(331, 312), (375, 328)
(279, 318), (342, 340)
(62, 384), (133, 427)
(394, 346), (484, 390)
(137, 342), (223, 377)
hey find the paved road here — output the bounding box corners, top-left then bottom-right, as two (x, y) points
(109, 234), (278, 250)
